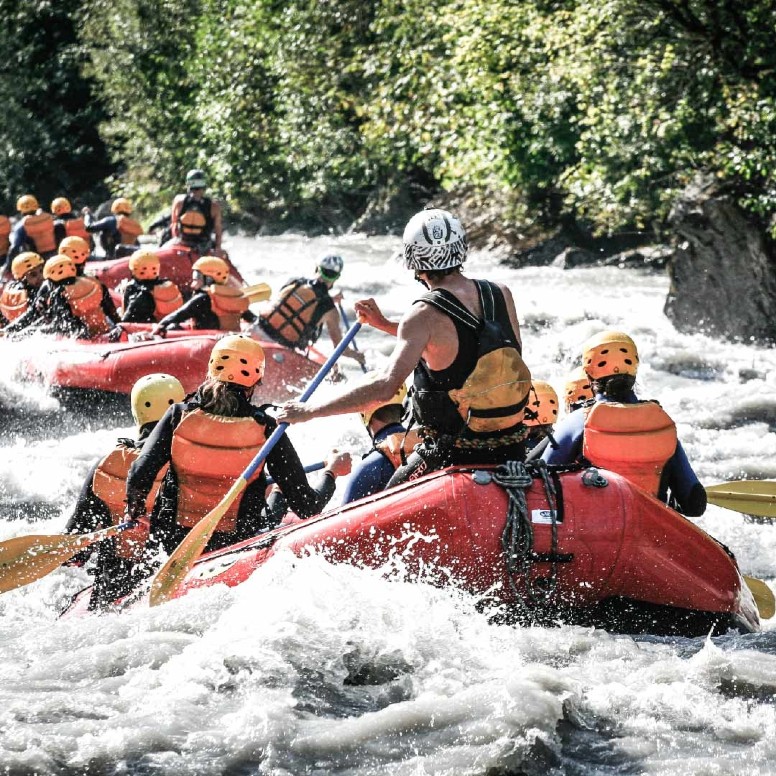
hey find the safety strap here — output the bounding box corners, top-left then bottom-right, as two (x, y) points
(419, 279), (495, 331)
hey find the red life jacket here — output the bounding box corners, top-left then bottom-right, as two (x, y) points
(91, 444), (168, 560)
(0, 215), (11, 256)
(171, 409), (267, 533)
(61, 276), (113, 336)
(583, 401), (678, 496)
(206, 284), (249, 330)
(152, 280), (183, 320)
(116, 215), (143, 245)
(63, 216), (91, 243)
(0, 283), (29, 322)
(22, 212), (57, 254)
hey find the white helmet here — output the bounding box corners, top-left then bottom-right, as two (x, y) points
(317, 254), (344, 279)
(402, 208), (468, 271)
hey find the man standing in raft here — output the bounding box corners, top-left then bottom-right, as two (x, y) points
(277, 208), (533, 482)
(170, 169), (224, 255)
(542, 330), (706, 516)
(257, 253), (366, 368)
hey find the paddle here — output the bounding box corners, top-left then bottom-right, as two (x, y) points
(0, 522), (134, 594)
(244, 281), (272, 303)
(744, 575), (775, 620)
(338, 302), (368, 373)
(705, 480), (776, 518)
(265, 461), (325, 486)
(147, 321), (362, 607)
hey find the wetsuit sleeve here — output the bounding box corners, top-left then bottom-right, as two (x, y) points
(341, 450), (395, 504)
(65, 459), (112, 534)
(265, 432), (336, 519)
(6, 226), (27, 265)
(44, 287), (89, 338)
(659, 441), (707, 517)
(100, 284), (119, 323)
(54, 221), (66, 246)
(157, 293), (209, 329)
(126, 405), (181, 503)
(85, 215), (118, 234)
(541, 410), (586, 465)
(121, 287), (156, 323)
(241, 309), (257, 324)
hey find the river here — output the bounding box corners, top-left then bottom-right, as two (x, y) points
(0, 233), (775, 775)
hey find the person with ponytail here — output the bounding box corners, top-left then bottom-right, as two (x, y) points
(542, 330), (706, 516)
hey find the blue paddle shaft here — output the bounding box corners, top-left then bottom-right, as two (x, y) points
(338, 303), (368, 373)
(243, 322), (362, 481)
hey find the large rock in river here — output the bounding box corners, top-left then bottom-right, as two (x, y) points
(665, 177), (776, 343)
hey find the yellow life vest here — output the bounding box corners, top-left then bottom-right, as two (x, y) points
(22, 212), (57, 254)
(61, 276), (113, 336)
(206, 284), (249, 330)
(171, 409), (267, 533)
(92, 444), (168, 560)
(0, 215), (10, 255)
(583, 401), (678, 496)
(0, 283), (29, 322)
(116, 214), (143, 244)
(152, 280), (183, 320)
(375, 428), (423, 469)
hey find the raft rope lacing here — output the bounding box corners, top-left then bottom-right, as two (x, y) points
(493, 460), (560, 607)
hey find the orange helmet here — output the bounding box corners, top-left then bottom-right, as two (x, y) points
(59, 235), (91, 265)
(582, 331), (639, 380)
(43, 254), (77, 282)
(207, 335), (265, 387)
(179, 210), (206, 236)
(564, 366), (594, 412)
(192, 256), (229, 284)
(111, 197), (133, 215)
(11, 252), (44, 280)
(129, 249), (161, 281)
(16, 194), (39, 215)
(524, 381), (559, 427)
(51, 197), (72, 216)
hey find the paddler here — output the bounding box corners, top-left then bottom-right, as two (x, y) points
(257, 253), (366, 367)
(0, 252), (45, 329)
(151, 256), (253, 333)
(541, 330), (707, 516)
(64, 373), (186, 609)
(277, 207), (533, 483)
(523, 380), (559, 456)
(563, 365), (595, 413)
(51, 197), (92, 249)
(169, 169), (224, 255)
(6, 194), (57, 268)
(121, 249), (183, 323)
(125, 335), (351, 557)
(83, 197), (143, 259)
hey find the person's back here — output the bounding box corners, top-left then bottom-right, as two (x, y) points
(121, 250), (183, 323)
(8, 195), (57, 266)
(51, 197), (91, 247)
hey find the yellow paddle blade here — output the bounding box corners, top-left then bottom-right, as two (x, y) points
(0, 526), (123, 594)
(149, 478), (248, 607)
(706, 480), (776, 518)
(744, 575), (775, 620)
(243, 282), (272, 303)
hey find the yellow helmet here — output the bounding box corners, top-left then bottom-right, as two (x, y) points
(16, 194), (39, 215)
(11, 251), (43, 280)
(129, 249), (161, 280)
(130, 373), (185, 428)
(524, 381), (559, 427)
(179, 210), (207, 236)
(564, 366), (594, 412)
(208, 335), (265, 387)
(582, 330), (639, 380)
(43, 254), (77, 282)
(51, 197), (72, 216)
(192, 255), (230, 284)
(360, 381), (408, 427)
(111, 197), (133, 215)
(59, 235), (91, 265)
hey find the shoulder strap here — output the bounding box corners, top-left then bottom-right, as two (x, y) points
(475, 279), (497, 322)
(417, 288), (480, 331)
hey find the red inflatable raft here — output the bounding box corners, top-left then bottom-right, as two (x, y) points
(18, 327), (326, 399)
(63, 465), (760, 636)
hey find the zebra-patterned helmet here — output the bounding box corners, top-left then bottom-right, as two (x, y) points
(402, 208), (468, 271)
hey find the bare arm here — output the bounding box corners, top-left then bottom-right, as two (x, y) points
(277, 305), (431, 423)
(323, 307), (365, 364)
(354, 297), (399, 336)
(497, 282), (523, 348)
(169, 195), (183, 238)
(211, 200), (223, 250)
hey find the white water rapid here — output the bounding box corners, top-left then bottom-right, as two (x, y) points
(1, 233), (775, 775)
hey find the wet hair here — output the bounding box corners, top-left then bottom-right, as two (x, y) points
(591, 374), (636, 401)
(419, 266), (461, 282)
(196, 377), (247, 416)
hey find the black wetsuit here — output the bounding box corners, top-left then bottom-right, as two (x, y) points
(155, 287), (256, 331)
(121, 278), (177, 323)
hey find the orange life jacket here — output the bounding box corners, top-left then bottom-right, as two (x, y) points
(22, 212), (57, 254)
(63, 216), (91, 243)
(92, 444), (168, 560)
(583, 401), (678, 496)
(171, 409), (267, 533)
(61, 276), (113, 336)
(152, 280), (183, 320)
(116, 214), (143, 245)
(259, 280), (328, 347)
(0, 215), (10, 256)
(375, 428), (423, 470)
(206, 284), (249, 330)
(0, 283), (30, 322)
